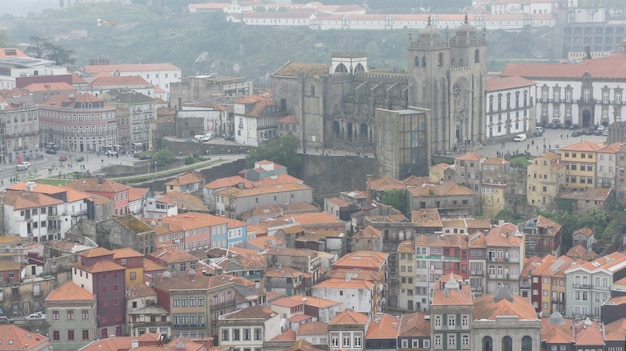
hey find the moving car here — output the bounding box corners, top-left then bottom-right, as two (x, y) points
(45, 148), (57, 154)
(513, 134), (527, 142)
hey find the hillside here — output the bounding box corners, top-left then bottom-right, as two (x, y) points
(6, 3), (552, 84)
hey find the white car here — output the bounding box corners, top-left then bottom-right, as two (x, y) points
(513, 134), (527, 142)
(21, 162), (31, 168)
(25, 312), (45, 320)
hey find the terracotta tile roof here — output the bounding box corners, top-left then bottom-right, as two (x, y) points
(143, 258), (167, 272)
(288, 314), (312, 323)
(330, 310), (368, 325)
(340, 190), (367, 199)
(289, 212), (344, 226)
(271, 296), (306, 308)
(366, 313), (399, 340)
(473, 292), (538, 320)
(399, 312), (430, 337)
(606, 295), (626, 306)
(78, 333), (161, 351)
(273, 61), (330, 77)
(148, 246), (199, 264)
(573, 227), (594, 238)
(520, 215), (562, 238)
(297, 321), (328, 335)
(157, 191), (208, 212)
(112, 247), (143, 259)
(218, 182), (311, 198)
(502, 53), (626, 80)
(264, 265), (305, 278)
(397, 240), (415, 253)
(483, 157), (509, 165)
(0, 235), (21, 245)
(573, 252), (626, 273)
(369, 176), (405, 191)
(75, 259), (125, 273)
(271, 329), (296, 342)
(408, 181), (475, 197)
(0, 325), (48, 351)
(575, 320), (605, 346)
(598, 142), (623, 154)
(411, 209), (442, 227)
(455, 152), (485, 161)
(164, 171), (205, 187)
(356, 225), (381, 239)
(80, 247), (113, 258)
(541, 314), (574, 344)
(246, 236), (285, 250)
(325, 196), (353, 207)
(402, 175), (430, 187)
(91, 75), (151, 87)
(314, 278), (374, 290)
(532, 255), (574, 278)
(65, 187), (95, 202)
(0, 48), (29, 58)
(129, 187), (148, 202)
(127, 283), (156, 299)
(486, 76), (535, 92)
(153, 273), (235, 291)
(45, 281), (94, 302)
(604, 318), (626, 342)
(67, 177), (129, 194)
(23, 81), (75, 92)
(565, 244), (591, 260)
(333, 251), (387, 270)
(254, 173), (305, 187)
(222, 304), (277, 320)
(279, 114), (298, 124)
(326, 269), (383, 283)
(42, 92), (105, 107)
(486, 223), (522, 247)
(560, 141), (603, 152)
(2, 190), (63, 210)
(559, 188), (612, 201)
(84, 63), (180, 73)
(432, 284), (473, 306)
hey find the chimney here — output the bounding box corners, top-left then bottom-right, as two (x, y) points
(366, 174), (372, 205)
(26, 181), (36, 192)
(97, 176), (104, 184)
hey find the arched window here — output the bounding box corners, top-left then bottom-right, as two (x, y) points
(438, 53), (443, 66)
(502, 336), (512, 351)
(415, 56), (420, 67)
(335, 63), (348, 73)
(521, 336), (532, 351)
(422, 56), (426, 67)
(475, 49), (480, 63)
(482, 336), (493, 351)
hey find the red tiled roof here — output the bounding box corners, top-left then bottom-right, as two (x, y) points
(502, 53), (626, 79)
(486, 76), (535, 92)
(45, 281), (94, 302)
(0, 325), (48, 351)
(330, 310), (368, 325)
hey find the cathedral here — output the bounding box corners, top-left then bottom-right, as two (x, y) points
(271, 16), (487, 177)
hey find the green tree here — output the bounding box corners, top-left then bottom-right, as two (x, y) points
(245, 134), (302, 176)
(25, 36), (75, 66)
(154, 149), (174, 166)
(382, 189), (408, 216)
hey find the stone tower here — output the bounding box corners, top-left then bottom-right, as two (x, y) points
(408, 15), (487, 154)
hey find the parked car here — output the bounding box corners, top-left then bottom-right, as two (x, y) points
(513, 134), (527, 142)
(0, 316), (10, 322)
(59, 155), (67, 162)
(45, 148), (57, 154)
(105, 150), (118, 156)
(593, 130), (603, 136)
(76, 156), (85, 162)
(25, 312), (45, 320)
(602, 130), (608, 136)
(571, 130), (583, 137)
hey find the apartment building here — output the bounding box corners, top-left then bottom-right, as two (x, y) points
(596, 142), (621, 188)
(45, 281), (97, 351)
(71, 248), (126, 338)
(146, 246), (199, 275)
(526, 152), (567, 210)
(102, 89), (156, 150)
(83, 63), (181, 98)
(398, 312), (431, 350)
(407, 181), (477, 217)
(454, 152), (486, 193)
(216, 183), (313, 219)
(234, 93), (285, 146)
(529, 255), (574, 316)
(615, 144), (626, 203)
(153, 272), (236, 339)
(485, 223), (524, 294)
(218, 305), (282, 350)
(518, 215), (562, 258)
(485, 76), (536, 139)
(1, 190), (69, 242)
(0, 101), (39, 164)
(564, 252), (626, 318)
(125, 283), (170, 338)
(430, 278), (473, 351)
(328, 310), (368, 351)
(559, 141), (603, 189)
(66, 177), (130, 216)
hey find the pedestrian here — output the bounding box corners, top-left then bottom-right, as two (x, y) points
(101, 159), (104, 164)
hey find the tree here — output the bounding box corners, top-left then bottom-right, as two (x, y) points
(25, 36), (75, 66)
(245, 134), (302, 176)
(382, 189), (408, 216)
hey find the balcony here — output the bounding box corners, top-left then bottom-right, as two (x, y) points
(210, 299), (236, 311)
(573, 284), (591, 289)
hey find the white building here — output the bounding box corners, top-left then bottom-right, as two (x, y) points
(217, 305), (282, 349)
(311, 279), (374, 314)
(485, 76), (536, 139)
(0, 48), (67, 89)
(83, 63), (181, 100)
(234, 94), (283, 147)
(2, 190), (71, 242)
(502, 48), (626, 128)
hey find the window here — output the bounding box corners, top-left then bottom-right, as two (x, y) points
(82, 310), (89, 319)
(354, 334), (362, 347)
(522, 336), (532, 351)
(447, 315), (456, 327)
(254, 328), (262, 341)
(232, 329), (240, 341)
(68, 330), (75, 341)
(243, 328), (250, 341)
(82, 330), (89, 340)
(462, 334), (470, 347)
(502, 336), (512, 351)
(130, 272), (136, 280)
(67, 310), (74, 320)
(222, 329), (229, 341)
(343, 334), (351, 347)
(461, 315), (469, 327)
(448, 334), (456, 348)
(52, 310), (60, 320)
(53, 331), (60, 341)
(482, 336), (493, 351)
(434, 315), (441, 327)
(434, 335), (442, 347)
(331, 333), (339, 347)
(173, 298), (180, 307)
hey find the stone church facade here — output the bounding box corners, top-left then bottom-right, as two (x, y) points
(271, 16), (487, 176)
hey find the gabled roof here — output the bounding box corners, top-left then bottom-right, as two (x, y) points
(272, 61), (330, 77)
(78, 333), (161, 351)
(297, 321), (328, 336)
(366, 313), (399, 340)
(408, 181), (475, 197)
(560, 141), (603, 152)
(332, 251), (387, 270)
(486, 223), (522, 247)
(148, 246), (199, 264)
(432, 283), (473, 306)
(473, 291), (538, 320)
(128, 187), (149, 202)
(45, 281), (94, 302)
(164, 171), (205, 187)
(112, 247), (143, 259)
(502, 53), (626, 80)
(455, 152), (485, 161)
(330, 310), (368, 325)
(222, 304), (276, 320)
(2, 190), (63, 210)
(411, 209), (442, 227)
(399, 312), (430, 337)
(0, 325), (48, 351)
(369, 176), (405, 191)
(91, 75), (151, 87)
(84, 63), (181, 73)
(541, 314), (574, 344)
(486, 76), (535, 92)
(67, 177), (129, 194)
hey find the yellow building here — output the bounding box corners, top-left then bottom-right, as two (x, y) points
(526, 152), (567, 210)
(560, 141), (603, 189)
(112, 248), (145, 287)
(481, 183), (506, 218)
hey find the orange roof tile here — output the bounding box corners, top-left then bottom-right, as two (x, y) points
(3, 190), (63, 209)
(129, 187), (148, 202)
(298, 321), (328, 335)
(408, 181), (475, 197)
(271, 329), (296, 342)
(560, 141), (603, 152)
(112, 247), (143, 259)
(399, 312), (430, 337)
(502, 53), (626, 80)
(67, 177), (130, 194)
(330, 310), (368, 325)
(45, 281), (94, 302)
(84, 63), (180, 73)
(369, 176), (405, 191)
(366, 313), (399, 340)
(486, 76), (535, 92)
(332, 251), (387, 270)
(164, 171), (205, 187)
(455, 152), (485, 161)
(486, 223), (522, 247)
(0, 325), (48, 351)
(473, 292), (538, 320)
(541, 315), (574, 344)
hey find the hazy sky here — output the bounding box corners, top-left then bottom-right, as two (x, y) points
(1, 0), (59, 16)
